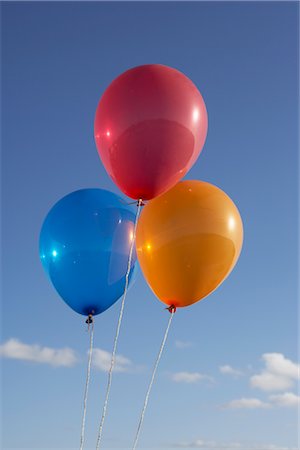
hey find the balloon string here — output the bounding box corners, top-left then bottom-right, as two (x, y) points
(131, 308), (175, 450)
(80, 315), (94, 450)
(95, 199), (143, 450)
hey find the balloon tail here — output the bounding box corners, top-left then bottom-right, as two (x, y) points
(80, 315), (94, 450)
(118, 199), (146, 206)
(95, 199), (143, 450)
(131, 307), (175, 450)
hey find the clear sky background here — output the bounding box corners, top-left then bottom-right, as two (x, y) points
(1, 2), (299, 450)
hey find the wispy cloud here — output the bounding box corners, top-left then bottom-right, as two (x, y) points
(0, 338), (140, 374)
(92, 348), (138, 373)
(174, 438), (240, 448)
(219, 364), (243, 377)
(222, 397), (270, 410)
(171, 371), (213, 384)
(250, 353), (299, 392)
(222, 392), (299, 410)
(0, 338), (78, 367)
(269, 392), (300, 407)
(175, 340), (193, 349)
(174, 439), (297, 449)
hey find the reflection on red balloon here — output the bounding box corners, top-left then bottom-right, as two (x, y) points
(94, 64), (208, 200)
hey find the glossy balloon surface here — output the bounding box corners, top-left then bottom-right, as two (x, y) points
(136, 181), (243, 308)
(94, 64), (208, 200)
(39, 189), (137, 316)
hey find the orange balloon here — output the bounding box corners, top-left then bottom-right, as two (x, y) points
(136, 180), (243, 308)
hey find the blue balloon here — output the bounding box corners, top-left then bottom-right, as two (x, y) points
(39, 189), (138, 316)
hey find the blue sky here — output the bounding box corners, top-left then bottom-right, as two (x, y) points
(1, 2), (299, 450)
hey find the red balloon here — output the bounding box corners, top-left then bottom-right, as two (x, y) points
(94, 64), (208, 200)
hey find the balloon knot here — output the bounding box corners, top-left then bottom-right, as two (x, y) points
(85, 314), (93, 325)
(166, 305), (176, 314)
(137, 199), (145, 207)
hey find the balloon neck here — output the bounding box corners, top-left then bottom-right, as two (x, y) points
(166, 304), (176, 314)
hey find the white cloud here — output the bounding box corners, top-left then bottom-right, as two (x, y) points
(171, 371), (213, 384)
(174, 438), (237, 448)
(223, 397), (270, 409)
(250, 353), (299, 392)
(223, 391), (300, 410)
(251, 372), (293, 392)
(269, 392), (300, 408)
(175, 340), (193, 349)
(92, 348), (136, 373)
(263, 353), (299, 378)
(219, 364), (243, 377)
(174, 440), (297, 449)
(0, 338), (78, 367)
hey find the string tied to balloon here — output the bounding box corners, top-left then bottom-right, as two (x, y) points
(95, 199), (143, 450)
(80, 314), (94, 450)
(131, 306), (176, 450)
(86, 313), (94, 327)
(125, 199), (146, 207)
